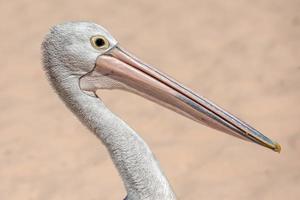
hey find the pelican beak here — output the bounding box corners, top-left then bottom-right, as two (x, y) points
(80, 46), (281, 153)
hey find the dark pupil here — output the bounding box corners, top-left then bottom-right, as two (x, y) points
(95, 38), (105, 47)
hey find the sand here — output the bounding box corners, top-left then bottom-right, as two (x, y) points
(1, 0), (300, 199)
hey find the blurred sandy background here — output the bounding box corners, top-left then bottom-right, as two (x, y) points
(1, 0), (300, 199)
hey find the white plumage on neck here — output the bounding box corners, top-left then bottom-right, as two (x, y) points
(49, 73), (175, 200)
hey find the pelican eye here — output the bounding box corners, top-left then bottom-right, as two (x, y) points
(91, 35), (110, 50)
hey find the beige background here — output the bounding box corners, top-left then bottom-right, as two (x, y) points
(1, 0), (300, 199)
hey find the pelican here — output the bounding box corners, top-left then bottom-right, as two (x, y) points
(41, 22), (280, 200)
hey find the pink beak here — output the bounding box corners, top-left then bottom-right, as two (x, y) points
(80, 46), (281, 153)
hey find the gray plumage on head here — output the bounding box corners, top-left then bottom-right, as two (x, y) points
(41, 22), (120, 118)
(42, 21), (117, 77)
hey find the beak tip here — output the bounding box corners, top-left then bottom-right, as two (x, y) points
(273, 142), (281, 153)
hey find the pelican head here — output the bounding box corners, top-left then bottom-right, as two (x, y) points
(42, 21), (280, 152)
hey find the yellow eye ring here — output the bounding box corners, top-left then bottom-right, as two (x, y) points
(90, 35), (110, 50)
